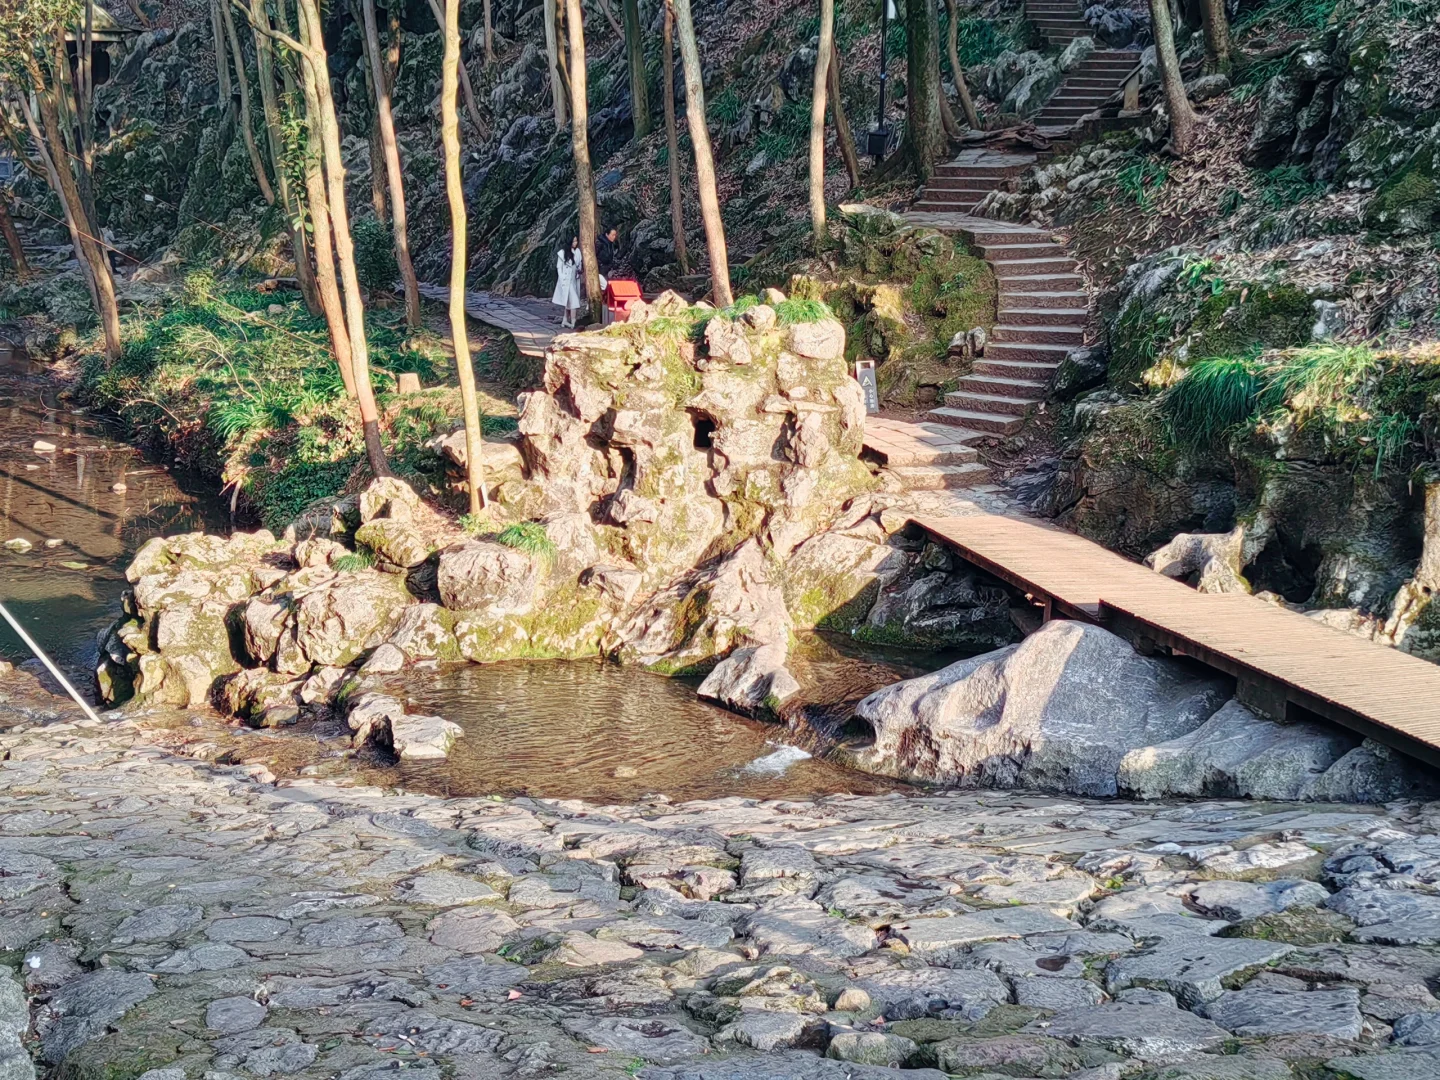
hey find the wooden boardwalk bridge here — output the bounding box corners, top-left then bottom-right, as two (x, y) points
(914, 513), (1440, 770)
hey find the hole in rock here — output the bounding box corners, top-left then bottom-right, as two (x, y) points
(690, 412), (716, 450)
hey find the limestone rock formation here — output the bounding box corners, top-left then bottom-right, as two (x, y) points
(851, 621), (1232, 795)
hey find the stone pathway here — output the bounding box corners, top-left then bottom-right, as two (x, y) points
(417, 283), (560, 358)
(4, 702), (1440, 1080)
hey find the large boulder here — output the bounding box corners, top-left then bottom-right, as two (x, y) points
(437, 541), (543, 615)
(851, 621), (1231, 795)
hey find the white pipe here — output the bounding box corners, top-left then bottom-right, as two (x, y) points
(0, 600), (103, 724)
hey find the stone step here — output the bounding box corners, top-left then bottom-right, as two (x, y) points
(991, 323), (1085, 344)
(967, 227), (1057, 246)
(957, 373), (1050, 397)
(999, 304), (1090, 324)
(1050, 89), (1119, 101)
(913, 199), (981, 213)
(881, 461), (992, 491)
(980, 242), (1067, 260)
(945, 390), (1038, 416)
(926, 176), (1008, 191)
(997, 288), (1089, 307)
(992, 257), (1081, 278)
(986, 340), (1075, 362)
(933, 163), (1024, 179)
(973, 357), (1062, 378)
(927, 406), (1024, 435)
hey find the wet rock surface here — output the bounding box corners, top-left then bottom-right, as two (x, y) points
(4, 694), (1440, 1079)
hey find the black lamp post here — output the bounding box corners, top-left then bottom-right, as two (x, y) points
(866, 0), (893, 159)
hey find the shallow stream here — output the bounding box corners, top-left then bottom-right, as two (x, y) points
(0, 348), (932, 800)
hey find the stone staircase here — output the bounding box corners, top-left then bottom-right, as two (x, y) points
(1027, 0), (1092, 44)
(911, 149), (1044, 216)
(1034, 49), (1140, 127)
(928, 220), (1087, 436)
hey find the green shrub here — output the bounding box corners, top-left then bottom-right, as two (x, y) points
(1162, 355), (1265, 444)
(352, 216), (399, 293)
(775, 297), (833, 325)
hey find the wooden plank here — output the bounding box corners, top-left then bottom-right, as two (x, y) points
(913, 513), (1440, 764)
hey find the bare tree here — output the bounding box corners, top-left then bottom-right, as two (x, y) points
(671, 0), (731, 306)
(15, 93), (99, 313)
(482, 0), (495, 64)
(361, 0), (421, 327)
(943, 0), (982, 129)
(441, 0), (488, 514)
(268, 0), (390, 475)
(1148, 0), (1198, 153)
(424, 0), (486, 130)
(828, 43), (860, 189)
(0, 189), (29, 279)
(246, 0), (320, 315)
(543, 0), (568, 126)
(565, 0), (602, 323)
(210, 0), (233, 106)
(622, 0), (650, 139)
(808, 0), (834, 246)
(662, 0), (688, 273)
(219, 0), (275, 203)
(1198, 0), (1232, 73)
(902, 0), (945, 181)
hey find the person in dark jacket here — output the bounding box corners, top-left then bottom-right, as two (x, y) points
(596, 226), (619, 287)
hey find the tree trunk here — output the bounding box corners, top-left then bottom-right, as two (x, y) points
(424, 0), (487, 131)
(622, 0), (650, 139)
(31, 58), (121, 361)
(597, 0), (625, 37)
(543, 0), (568, 127)
(297, 0), (390, 475)
(554, 0), (573, 108)
(211, 0), (233, 105)
(944, 0), (982, 129)
(17, 93), (99, 312)
(565, 0), (603, 324)
(938, 71), (963, 140)
(1198, 0), (1232, 73)
(0, 191), (30, 280)
(809, 0), (834, 246)
(483, 0), (495, 64)
(248, 0), (321, 316)
(828, 43), (860, 189)
(295, 5), (357, 397)
(441, 0), (489, 514)
(126, 0), (152, 27)
(662, 0), (688, 274)
(671, 0), (731, 306)
(362, 0), (422, 327)
(220, 0), (275, 203)
(903, 0), (945, 182)
(1149, 0), (1198, 153)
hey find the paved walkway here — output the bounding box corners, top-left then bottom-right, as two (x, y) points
(916, 511), (1440, 769)
(418, 282), (560, 358)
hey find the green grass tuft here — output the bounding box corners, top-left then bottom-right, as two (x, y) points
(1162, 355), (1265, 444)
(332, 547), (376, 573)
(494, 521), (557, 561)
(774, 297), (832, 325)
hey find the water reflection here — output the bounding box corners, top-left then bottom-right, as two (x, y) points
(0, 345), (232, 681)
(361, 658), (909, 802)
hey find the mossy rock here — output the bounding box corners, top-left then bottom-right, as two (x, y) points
(1218, 906), (1356, 945)
(1363, 137), (1440, 234)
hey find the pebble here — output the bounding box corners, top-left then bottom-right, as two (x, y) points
(32, 440), (55, 452)
(3, 538), (32, 553)
(111, 482), (127, 493)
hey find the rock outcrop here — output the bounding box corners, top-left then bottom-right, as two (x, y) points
(850, 620), (1434, 802)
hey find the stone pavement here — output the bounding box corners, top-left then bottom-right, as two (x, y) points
(417, 283), (559, 358)
(3, 695), (1440, 1080)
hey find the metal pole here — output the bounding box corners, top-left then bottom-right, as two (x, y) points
(877, 0), (889, 152)
(0, 600), (103, 724)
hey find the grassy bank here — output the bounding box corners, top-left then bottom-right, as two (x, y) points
(78, 272), (516, 529)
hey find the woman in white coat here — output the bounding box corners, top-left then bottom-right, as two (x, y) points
(551, 238), (583, 327)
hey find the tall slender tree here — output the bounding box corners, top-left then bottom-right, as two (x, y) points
(361, 0), (421, 327)
(828, 43), (860, 189)
(902, 0), (945, 181)
(662, 0), (688, 273)
(622, 0), (650, 139)
(1148, 0), (1198, 153)
(482, 0), (495, 64)
(808, 0), (834, 246)
(565, 0), (602, 323)
(441, 0), (488, 514)
(671, 0), (731, 305)
(424, 0), (486, 130)
(943, 0), (981, 129)
(0, 189), (29, 279)
(246, 0), (320, 316)
(263, 0), (390, 474)
(219, 0), (275, 203)
(1198, 0), (1232, 73)
(15, 92), (99, 313)
(543, 0), (568, 126)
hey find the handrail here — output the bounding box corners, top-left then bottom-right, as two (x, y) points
(0, 600), (103, 723)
